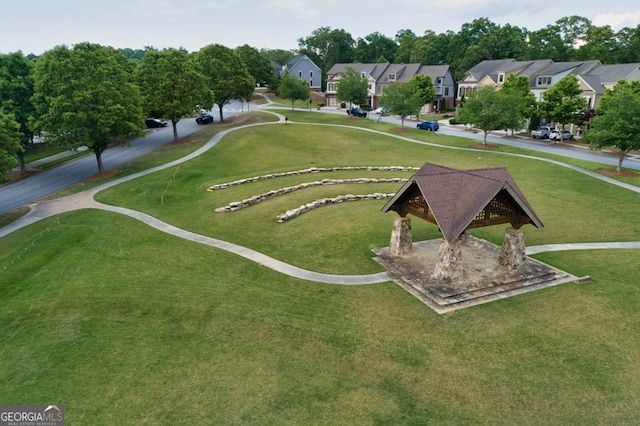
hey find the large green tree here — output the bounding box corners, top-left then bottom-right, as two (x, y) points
(456, 86), (510, 145)
(0, 108), (22, 179)
(236, 44), (277, 88)
(32, 43), (144, 173)
(353, 32), (398, 63)
(277, 71), (310, 111)
(378, 82), (423, 128)
(336, 66), (368, 109)
(540, 75), (588, 142)
(0, 51), (35, 174)
(136, 48), (212, 141)
(410, 74), (437, 117)
(584, 80), (640, 172)
(298, 27), (355, 72)
(196, 44), (255, 121)
(501, 74), (537, 133)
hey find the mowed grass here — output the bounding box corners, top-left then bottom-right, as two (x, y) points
(1, 111), (640, 424)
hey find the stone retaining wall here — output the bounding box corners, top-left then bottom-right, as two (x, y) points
(214, 178), (407, 213)
(275, 193), (395, 223)
(208, 166), (418, 191)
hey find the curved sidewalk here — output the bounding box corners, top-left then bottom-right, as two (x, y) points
(1, 114), (639, 285)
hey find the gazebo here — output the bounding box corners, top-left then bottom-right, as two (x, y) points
(381, 163), (544, 282)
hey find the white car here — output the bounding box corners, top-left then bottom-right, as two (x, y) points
(374, 107), (387, 115)
(549, 130), (573, 141)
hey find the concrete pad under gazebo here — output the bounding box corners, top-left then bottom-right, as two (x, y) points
(374, 163), (577, 313)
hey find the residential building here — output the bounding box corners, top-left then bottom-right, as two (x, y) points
(325, 63), (455, 112)
(576, 63), (640, 109)
(277, 55), (322, 91)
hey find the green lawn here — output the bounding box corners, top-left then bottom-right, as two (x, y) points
(1, 111), (639, 424)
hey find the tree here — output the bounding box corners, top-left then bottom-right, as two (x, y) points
(500, 74), (537, 133)
(394, 29), (417, 63)
(378, 82), (423, 128)
(336, 66), (368, 109)
(0, 51), (35, 174)
(456, 86), (510, 145)
(584, 80), (640, 172)
(32, 43), (144, 173)
(410, 74), (436, 117)
(236, 44), (277, 88)
(196, 44), (255, 122)
(0, 109), (22, 179)
(297, 27), (355, 71)
(277, 71), (309, 110)
(540, 75), (588, 142)
(353, 32), (398, 63)
(136, 49), (212, 141)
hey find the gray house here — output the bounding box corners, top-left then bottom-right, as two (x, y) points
(279, 55), (322, 91)
(326, 63), (456, 112)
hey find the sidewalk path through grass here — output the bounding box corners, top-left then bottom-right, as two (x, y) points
(2, 112), (640, 285)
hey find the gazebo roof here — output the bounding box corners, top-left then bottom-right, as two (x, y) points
(381, 163), (543, 242)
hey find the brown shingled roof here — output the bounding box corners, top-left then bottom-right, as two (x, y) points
(381, 163), (543, 242)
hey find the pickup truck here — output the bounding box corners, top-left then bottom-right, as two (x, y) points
(531, 126), (553, 139)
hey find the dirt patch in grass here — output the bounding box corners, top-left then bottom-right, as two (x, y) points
(598, 168), (640, 178)
(470, 143), (499, 150)
(389, 127), (413, 133)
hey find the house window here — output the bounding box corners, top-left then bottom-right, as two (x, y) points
(310, 80), (313, 87)
(361, 72), (366, 78)
(445, 87), (449, 96)
(388, 73), (396, 81)
(298, 71), (302, 78)
(310, 71), (313, 78)
(368, 84), (373, 91)
(537, 76), (552, 86)
(436, 78), (442, 84)
(498, 73), (505, 83)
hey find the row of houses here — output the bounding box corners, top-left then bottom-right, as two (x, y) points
(275, 55), (640, 112)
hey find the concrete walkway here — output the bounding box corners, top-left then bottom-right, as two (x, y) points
(2, 112), (639, 285)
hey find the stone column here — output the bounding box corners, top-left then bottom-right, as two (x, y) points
(498, 227), (526, 269)
(431, 237), (464, 283)
(389, 216), (412, 255)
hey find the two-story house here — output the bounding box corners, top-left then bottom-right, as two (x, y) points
(576, 63), (640, 109)
(326, 63), (455, 112)
(277, 55), (322, 91)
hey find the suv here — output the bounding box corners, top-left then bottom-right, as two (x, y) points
(145, 118), (168, 128)
(347, 107), (367, 118)
(195, 112), (214, 124)
(417, 120), (439, 131)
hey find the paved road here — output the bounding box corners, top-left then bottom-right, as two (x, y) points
(0, 102), (246, 214)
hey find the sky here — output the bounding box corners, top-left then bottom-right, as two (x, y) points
(2, 0), (640, 56)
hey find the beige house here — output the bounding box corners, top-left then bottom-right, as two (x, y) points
(326, 63), (455, 112)
(458, 58), (640, 110)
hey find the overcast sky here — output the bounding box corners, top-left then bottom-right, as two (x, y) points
(2, 0), (640, 56)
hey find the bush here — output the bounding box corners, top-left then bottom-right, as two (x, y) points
(340, 102), (346, 108)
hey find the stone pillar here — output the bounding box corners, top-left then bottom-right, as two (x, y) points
(389, 216), (412, 255)
(498, 227), (526, 269)
(431, 237), (464, 283)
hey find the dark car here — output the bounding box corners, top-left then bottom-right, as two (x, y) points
(417, 120), (439, 131)
(145, 118), (168, 128)
(196, 112), (214, 124)
(346, 107), (367, 118)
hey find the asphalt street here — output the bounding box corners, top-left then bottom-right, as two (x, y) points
(0, 102), (245, 214)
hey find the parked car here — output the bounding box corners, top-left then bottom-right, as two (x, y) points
(374, 107), (387, 115)
(145, 118), (168, 128)
(549, 130), (573, 141)
(531, 126), (553, 139)
(346, 107), (367, 118)
(196, 112), (214, 124)
(417, 120), (439, 131)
